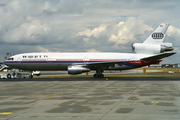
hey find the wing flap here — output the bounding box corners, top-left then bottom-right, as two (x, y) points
(141, 52), (176, 61)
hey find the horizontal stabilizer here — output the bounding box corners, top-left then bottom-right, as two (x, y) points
(141, 52), (176, 61)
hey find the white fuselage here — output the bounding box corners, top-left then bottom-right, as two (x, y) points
(4, 52), (160, 71)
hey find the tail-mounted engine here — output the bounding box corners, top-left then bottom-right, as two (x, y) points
(132, 43), (174, 54)
(68, 65), (90, 75)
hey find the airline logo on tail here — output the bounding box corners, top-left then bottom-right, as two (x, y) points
(151, 33), (164, 39)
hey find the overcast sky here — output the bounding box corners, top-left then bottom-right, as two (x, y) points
(0, 0), (180, 64)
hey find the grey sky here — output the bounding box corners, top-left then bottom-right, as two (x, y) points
(0, 0), (180, 63)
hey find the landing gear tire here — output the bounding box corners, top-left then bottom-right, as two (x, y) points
(29, 75), (33, 79)
(93, 74), (104, 78)
(7, 74), (11, 79)
(93, 74), (98, 78)
(100, 74), (104, 78)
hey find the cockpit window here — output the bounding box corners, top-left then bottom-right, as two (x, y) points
(7, 57), (14, 60)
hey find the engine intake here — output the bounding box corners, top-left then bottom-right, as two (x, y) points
(68, 66), (90, 75)
(132, 43), (173, 54)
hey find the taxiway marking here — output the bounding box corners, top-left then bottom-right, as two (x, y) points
(75, 87), (81, 89)
(0, 112), (12, 115)
(119, 94), (142, 96)
(151, 102), (159, 103)
(39, 92), (63, 100)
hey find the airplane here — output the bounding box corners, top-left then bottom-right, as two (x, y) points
(4, 23), (176, 78)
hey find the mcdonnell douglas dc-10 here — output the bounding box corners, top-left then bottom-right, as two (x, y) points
(5, 23), (176, 78)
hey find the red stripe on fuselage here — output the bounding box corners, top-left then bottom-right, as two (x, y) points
(127, 60), (162, 66)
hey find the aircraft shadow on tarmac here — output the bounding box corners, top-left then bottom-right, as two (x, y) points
(0, 77), (180, 81)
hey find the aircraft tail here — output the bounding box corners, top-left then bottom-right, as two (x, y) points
(131, 23), (174, 54)
(143, 23), (169, 44)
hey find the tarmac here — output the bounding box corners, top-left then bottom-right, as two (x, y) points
(0, 77), (180, 120)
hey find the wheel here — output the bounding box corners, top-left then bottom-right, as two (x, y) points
(93, 74), (98, 78)
(93, 74), (104, 78)
(7, 74), (11, 79)
(29, 75), (33, 79)
(100, 74), (104, 78)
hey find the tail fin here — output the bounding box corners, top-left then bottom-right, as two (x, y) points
(132, 23), (173, 54)
(143, 23), (170, 44)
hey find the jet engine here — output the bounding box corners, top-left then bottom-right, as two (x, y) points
(131, 43), (173, 54)
(68, 65), (90, 75)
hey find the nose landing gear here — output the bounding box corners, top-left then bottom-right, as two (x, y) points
(28, 72), (33, 79)
(29, 74), (33, 79)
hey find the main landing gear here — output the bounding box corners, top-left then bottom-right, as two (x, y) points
(93, 68), (104, 78)
(93, 74), (104, 78)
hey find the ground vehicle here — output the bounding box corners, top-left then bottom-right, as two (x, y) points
(0, 73), (21, 79)
(168, 70), (174, 74)
(0, 73), (7, 79)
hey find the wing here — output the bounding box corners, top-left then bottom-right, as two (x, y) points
(71, 52), (176, 69)
(140, 52), (176, 61)
(72, 60), (133, 69)
(87, 60), (130, 66)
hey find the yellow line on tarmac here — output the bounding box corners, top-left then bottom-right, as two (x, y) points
(151, 101), (159, 103)
(39, 92), (63, 100)
(75, 87), (81, 89)
(0, 112), (12, 115)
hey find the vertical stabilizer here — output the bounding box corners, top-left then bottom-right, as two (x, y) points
(132, 23), (173, 54)
(143, 23), (169, 44)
